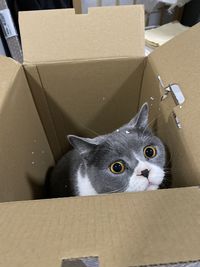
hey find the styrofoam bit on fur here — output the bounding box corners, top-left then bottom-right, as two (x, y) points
(125, 130), (130, 134)
(180, 105), (182, 109)
(157, 75), (165, 88)
(172, 112), (182, 129)
(150, 97), (154, 100)
(116, 129), (119, 132)
(31, 151), (34, 154)
(150, 104), (153, 107)
(31, 161), (35, 165)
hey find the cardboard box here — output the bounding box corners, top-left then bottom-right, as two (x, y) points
(0, 5), (200, 267)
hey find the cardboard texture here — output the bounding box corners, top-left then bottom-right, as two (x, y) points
(140, 23), (200, 187)
(24, 64), (63, 160)
(19, 5), (145, 160)
(0, 5), (200, 267)
(0, 56), (54, 202)
(33, 58), (145, 159)
(19, 6), (144, 63)
(0, 188), (199, 267)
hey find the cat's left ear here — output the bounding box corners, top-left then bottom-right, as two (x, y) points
(67, 135), (97, 155)
(128, 102), (149, 129)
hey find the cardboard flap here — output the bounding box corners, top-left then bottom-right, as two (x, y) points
(0, 188), (199, 267)
(148, 23), (200, 115)
(19, 6), (144, 63)
(0, 56), (21, 109)
(0, 56), (54, 202)
(145, 23), (200, 184)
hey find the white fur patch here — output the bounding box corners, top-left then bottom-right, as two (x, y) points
(126, 160), (164, 192)
(77, 169), (97, 196)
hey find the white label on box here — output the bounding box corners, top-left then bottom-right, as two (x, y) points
(0, 9), (17, 39)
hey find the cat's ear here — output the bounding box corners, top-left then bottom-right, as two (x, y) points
(67, 135), (97, 155)
(128, 102), (149, 129)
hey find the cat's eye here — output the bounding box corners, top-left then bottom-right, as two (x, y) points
(143, 146), (157, 158)
(110, 161), (125, 174)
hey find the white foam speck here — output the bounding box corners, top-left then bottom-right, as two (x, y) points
(180, 105), (182, 109)
(150, 97), (154, 100)
(116, 129), (119, 132)
(126, 130), (130, 134)
(31, 151), (34, 155)
(31, 161), (35, 165)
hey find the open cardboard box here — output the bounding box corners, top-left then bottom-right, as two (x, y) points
(0, 5), (200, 267)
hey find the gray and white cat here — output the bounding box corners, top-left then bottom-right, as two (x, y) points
(46, 103), (167, 197)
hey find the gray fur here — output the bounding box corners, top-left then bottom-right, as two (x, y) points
(46, 103), (167, 197)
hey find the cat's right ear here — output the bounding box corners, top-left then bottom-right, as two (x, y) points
(127, 102), (149, 129)
(67, 135), (96, 155)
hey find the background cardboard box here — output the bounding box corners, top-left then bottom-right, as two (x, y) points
(0, 5), (199, 267)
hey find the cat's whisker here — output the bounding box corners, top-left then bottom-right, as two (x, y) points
(107, 185), (128, 194)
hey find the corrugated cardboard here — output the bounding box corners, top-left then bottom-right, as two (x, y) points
(20, 6), (145, 160)
(33, 58), (145, 160)
(19, 6), (144, 63)
(0, 56), (54, 202)
(0, 5), (200, 267)
(0, 188), (199, 267)
(140, 23), (200, 187)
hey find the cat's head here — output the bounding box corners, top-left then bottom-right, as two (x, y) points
(68, 103), (166, 195)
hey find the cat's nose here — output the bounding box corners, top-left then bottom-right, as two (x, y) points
(141, 169), (149, 178)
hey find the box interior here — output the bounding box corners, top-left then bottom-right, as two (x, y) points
(0, 57), (54, 202)
(0, 6), (200, 267)
(0, 5), (200, 201)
